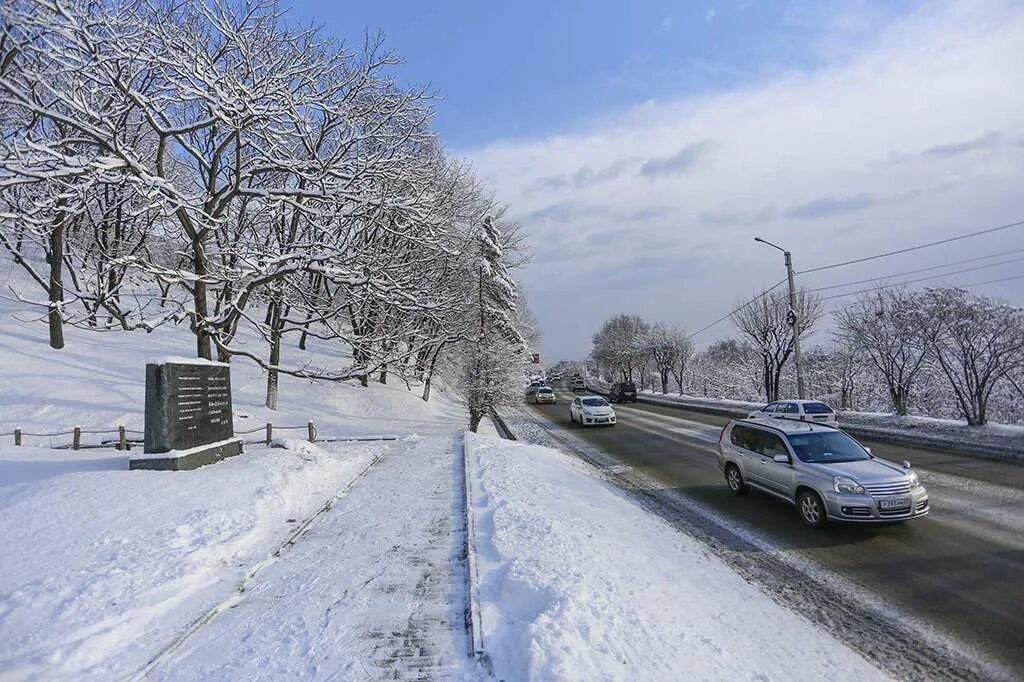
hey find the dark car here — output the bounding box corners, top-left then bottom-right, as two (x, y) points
(608, 382), (637, 403)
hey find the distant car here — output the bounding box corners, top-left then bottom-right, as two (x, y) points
(608, 382), (637, 403)
(717, 418), (928, 528)
(570, 377), (586, 391)
(525, 383), (542, 400)
(570, 396), (616, 426)
(748, 400), (837, 425)
(532, 387), (556, 404)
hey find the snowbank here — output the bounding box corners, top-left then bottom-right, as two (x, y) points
(466, 432), (886, 681)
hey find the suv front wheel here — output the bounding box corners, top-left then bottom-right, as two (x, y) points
(797, 489), (827, 529)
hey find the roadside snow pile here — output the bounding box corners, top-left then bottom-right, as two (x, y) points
(0, 440), (379, 680)
(466, 432), (887, 681)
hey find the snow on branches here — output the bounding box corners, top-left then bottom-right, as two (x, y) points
(0, 0), (529, 418)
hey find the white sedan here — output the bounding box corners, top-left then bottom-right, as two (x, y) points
(570, 396), (616, 426)
(748, 399), (837, 425)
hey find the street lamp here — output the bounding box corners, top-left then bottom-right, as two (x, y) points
(754, 236), (806, 399)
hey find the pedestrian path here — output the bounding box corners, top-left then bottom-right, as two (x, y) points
(153, 435), (474, 681)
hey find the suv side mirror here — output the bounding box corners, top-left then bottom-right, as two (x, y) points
(772, 454), (790, 464)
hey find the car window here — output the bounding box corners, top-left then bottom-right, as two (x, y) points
(787, 431), (871, 463)
(779, 403), (798, 414)
(764, 403), (778, 413)
(730, 425), (759, 451)
(761, 432), (789, 458)
(803, 402), (834, 414)
(582, 397), (608, 407)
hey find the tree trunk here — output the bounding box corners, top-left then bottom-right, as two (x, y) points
(192, 236), (212, 360)
(468, 409), (483, 433)
(265, 300), (282, 410)
(47, 217), (65, 350)
(660, 370), (668, 395)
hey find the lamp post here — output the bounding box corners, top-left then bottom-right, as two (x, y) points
(754, 236), (806, 399)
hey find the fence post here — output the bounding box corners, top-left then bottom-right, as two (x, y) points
(14, 428), (21, 446)
(307, 421), (316, 443)
(265, 423), (272, 445)
(73, 426), (81, 450)
(118, 425), (127, 451)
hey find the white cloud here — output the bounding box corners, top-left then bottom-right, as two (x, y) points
(705, 8), (716, 21)
(464, 1), (1024, 360)
(661, 16), (673, 31)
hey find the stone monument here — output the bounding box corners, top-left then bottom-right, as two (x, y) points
(130, 359), (243, 470)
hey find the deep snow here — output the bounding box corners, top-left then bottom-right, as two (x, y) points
(465, 432), (887, 681)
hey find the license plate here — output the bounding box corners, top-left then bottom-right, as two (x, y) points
(879, 497), (911, 510)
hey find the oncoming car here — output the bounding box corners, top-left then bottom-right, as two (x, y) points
(570, 396), (616, 426)
(532, 387), (556, 404)
(570, 377), (586, 391)
(748, 399), (837, 425)
(717, 418), (928, 528)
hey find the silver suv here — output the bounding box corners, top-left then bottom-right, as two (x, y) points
(717, 418), (929, 528)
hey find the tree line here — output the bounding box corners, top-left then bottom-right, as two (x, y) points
(589, 285), (1024, 426)
(0, 0), (528, 426)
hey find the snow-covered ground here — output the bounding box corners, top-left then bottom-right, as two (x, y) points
(465, 432), (887, 681)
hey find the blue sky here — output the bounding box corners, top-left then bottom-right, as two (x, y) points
(288, 1), (917, 147)
(290, 1), (1024, 362)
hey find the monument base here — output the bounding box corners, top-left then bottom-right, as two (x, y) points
(130, 438), (244, 471)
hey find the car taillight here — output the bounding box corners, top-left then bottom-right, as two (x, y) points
(719, 420), (731, 442)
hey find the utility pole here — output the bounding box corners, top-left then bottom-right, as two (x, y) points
(755, 237), (806, 399)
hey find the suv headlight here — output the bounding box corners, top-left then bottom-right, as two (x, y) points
(908, 471), (920, 489)
(834, 476), (865, 495)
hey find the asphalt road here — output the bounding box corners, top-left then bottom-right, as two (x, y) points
(526, 386), (1024, 679)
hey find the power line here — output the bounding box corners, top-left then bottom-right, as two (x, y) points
(689, 278), (786, 338)
(797, 218), (1024, 275)
(819, 272), (1024, 301)
(806, 253), (1024, 295)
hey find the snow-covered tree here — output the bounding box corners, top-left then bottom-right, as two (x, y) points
(647, 323), (693, 394)
(911, 287), (1024, 426)
(458, 216), (527, 431)
(835, 287), (927, 415)
(731, 288), (822, 402)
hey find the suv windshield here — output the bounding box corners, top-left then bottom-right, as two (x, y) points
(803, 402), (834, 414)
(582, 398), (608, 407)
(787, 431), (870, 463)
(537, 388), (553, 394)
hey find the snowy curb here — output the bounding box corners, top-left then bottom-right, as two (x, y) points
(461, 432), (491, 672)
(489, 411), (517, 440)
(585, 382), (1024, 461)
